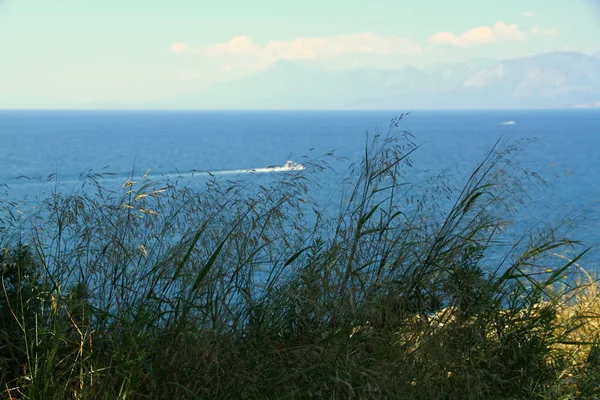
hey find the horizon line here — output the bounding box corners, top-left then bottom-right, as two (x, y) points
(1, 107), (599, 112)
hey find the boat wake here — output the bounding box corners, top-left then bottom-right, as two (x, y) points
(6, 161), (306, 188)
(212, 160), (305, 175)
(501, 120), (516, 125)
(183, 160), (305, 178)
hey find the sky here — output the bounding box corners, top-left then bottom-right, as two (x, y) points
(1, 0), (599, 108)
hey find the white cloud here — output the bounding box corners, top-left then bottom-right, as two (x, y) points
(531, 26), (559, 37)
(429, 22), (525, 48)
(170, 42), (189, 54)
(522, 11), (535, 17)
(208, 36), (259, 56)
(201, 33), (422, 67)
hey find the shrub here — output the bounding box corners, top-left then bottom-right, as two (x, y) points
(0, 116), (598, 399)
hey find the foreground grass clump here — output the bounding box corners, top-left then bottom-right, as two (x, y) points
(1, 117), (599, 399)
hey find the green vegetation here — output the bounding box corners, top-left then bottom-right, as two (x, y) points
(1, 117), (599, 399)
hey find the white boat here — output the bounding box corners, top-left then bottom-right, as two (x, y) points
(241, 160), (305, 174)
(263, 160), (305, 172)
(281, 160), (305, 171)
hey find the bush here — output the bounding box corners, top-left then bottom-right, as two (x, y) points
(0, 116), (598, 399)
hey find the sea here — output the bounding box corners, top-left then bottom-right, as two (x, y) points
(0, 109), (599, 269)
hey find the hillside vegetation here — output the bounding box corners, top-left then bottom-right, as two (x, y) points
(1, 116), (599, 399)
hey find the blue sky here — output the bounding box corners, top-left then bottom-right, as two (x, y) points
(1, 0), (599, 108)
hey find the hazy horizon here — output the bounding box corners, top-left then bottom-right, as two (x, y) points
(1, 0), (600, 109)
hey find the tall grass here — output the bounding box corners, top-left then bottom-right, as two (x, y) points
(1, 115), (599, 399)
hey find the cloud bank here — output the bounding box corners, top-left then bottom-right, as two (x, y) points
(429, 21), (525, 48)
(204, 33), (422, 61)
(169, 33), (422, 69)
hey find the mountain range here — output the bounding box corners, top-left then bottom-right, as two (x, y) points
(166, 51), (600, 110)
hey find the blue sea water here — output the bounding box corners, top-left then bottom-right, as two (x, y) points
(0, 109), (599, 268)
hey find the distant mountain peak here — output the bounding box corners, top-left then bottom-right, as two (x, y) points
(169, 51), (600, 109)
